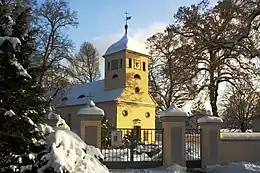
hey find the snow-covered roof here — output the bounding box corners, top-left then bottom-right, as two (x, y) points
(197, 116), (223, 123)
(50, 80), (124, 107)
(159, 103), (187, 117)
(77, 100), (104, 116)
(103, 34), (150, 57)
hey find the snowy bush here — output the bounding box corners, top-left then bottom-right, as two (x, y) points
(37, 126), (109, 173)
(1, 111), (109, 173)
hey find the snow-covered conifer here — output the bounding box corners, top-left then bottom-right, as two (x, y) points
(0, 1), (47, 172)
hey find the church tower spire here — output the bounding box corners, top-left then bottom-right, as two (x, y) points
(124, 11), (131, 35)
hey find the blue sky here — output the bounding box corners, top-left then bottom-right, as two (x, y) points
(68, 0), (189, 49)
(67, 0), (218, 50)
(63, 0), (218, 80)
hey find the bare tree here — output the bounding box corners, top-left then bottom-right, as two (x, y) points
(221, 80), (260, 132)
(147, 31), (198, 111)
(190, 91), (208, 115)
(41, 64), (71, 90)
(68, 42), (101, 84)
(34, 0), (78, 87)
(165, 0), (260, 117)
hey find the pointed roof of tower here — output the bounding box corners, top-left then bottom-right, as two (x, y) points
(103, 34), (150, 57)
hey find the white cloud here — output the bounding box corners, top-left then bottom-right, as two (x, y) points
(91, 22), (167, 79)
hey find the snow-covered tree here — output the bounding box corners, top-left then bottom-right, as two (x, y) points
(0, 1), (47, 172)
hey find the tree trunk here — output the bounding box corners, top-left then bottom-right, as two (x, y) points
(209, 76), (219, 117)
(210, 93), (218, 117)
(240, 123), (246, 132)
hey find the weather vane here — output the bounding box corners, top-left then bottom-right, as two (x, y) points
(124, 10), (131, 35)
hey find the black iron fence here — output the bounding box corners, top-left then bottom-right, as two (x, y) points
(186, 128), (201, 169)
(101, 128), (163, 169)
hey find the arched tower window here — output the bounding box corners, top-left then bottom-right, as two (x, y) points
(134, 74), (141, 79)
(112, 74), (118, 79)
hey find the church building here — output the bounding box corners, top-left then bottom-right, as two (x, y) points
(51, 23), (156, 135)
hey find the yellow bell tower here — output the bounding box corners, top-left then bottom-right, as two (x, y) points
(103, 30), (150, 102)
(103, 14), (156, 131)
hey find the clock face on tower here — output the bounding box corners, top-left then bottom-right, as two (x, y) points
(133, 59), (141, 70)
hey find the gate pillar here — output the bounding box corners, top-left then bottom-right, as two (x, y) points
(77, 100), (104, 149)
(198, 116), (223, 168)
(160, 103), (187, 167)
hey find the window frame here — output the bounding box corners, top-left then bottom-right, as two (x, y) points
(107, 62), (110, 71)
(129, 58), (132, 68)
(120, 59), (123, 68)
(143, 62), (146, 71)
(111, 59), (119, 70)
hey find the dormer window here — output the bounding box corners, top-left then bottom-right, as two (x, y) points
(112, 74), (118, 79)
(134, 74), (141, 79)
(77, 95), (85, 99)
(61, 97), (68, 102)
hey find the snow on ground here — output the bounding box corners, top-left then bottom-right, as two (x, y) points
(111, 164), (187, 173)
(207, 162), (260, 173)
(110, 162), (260, 173)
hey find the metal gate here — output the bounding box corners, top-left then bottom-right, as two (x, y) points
(101, 128), (163, 169)
(186, 128), (201, 170)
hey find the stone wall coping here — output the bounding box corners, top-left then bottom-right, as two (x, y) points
(220, 132), (260, 141)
